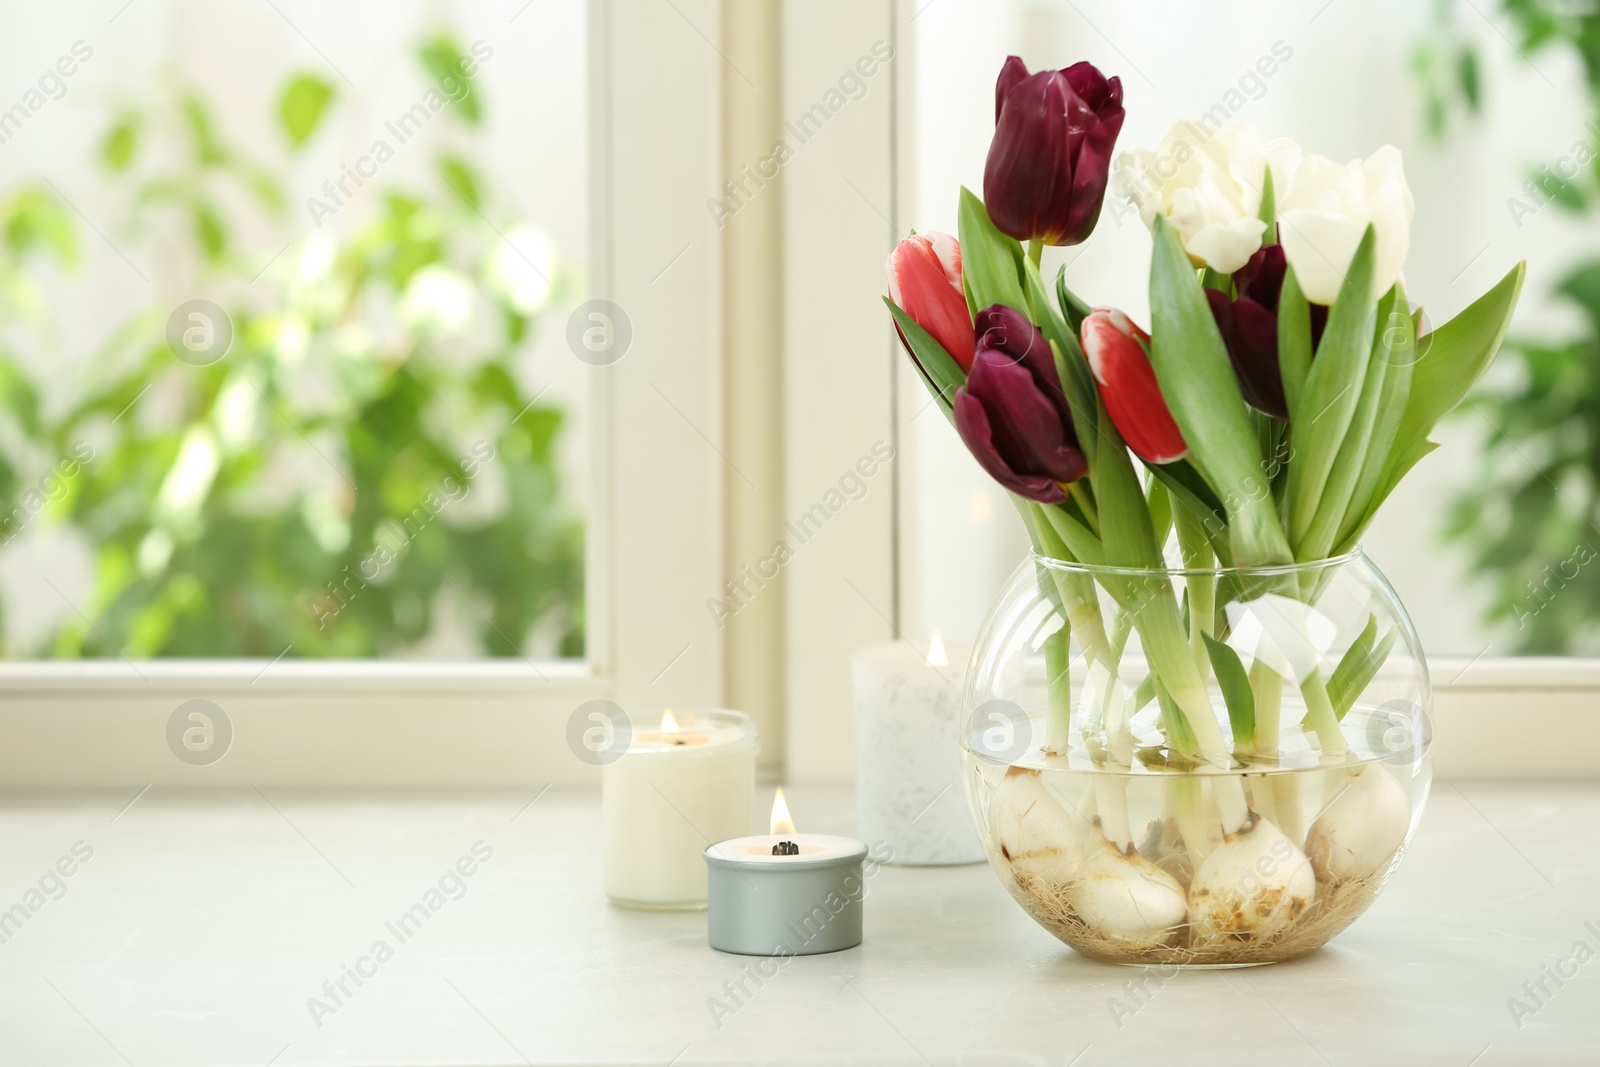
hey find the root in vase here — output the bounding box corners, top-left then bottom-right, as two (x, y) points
(993, 844), (1404, 966)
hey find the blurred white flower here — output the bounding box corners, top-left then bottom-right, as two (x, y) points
(138, 529), (174, 576)
(277, 315), (310, 363)
(1115, 121), (1300, 273)
(297, 232), (337, 281)
(157, 428), (220, 532)
(300, 490), (351, 555)
(334, 323), (375, 359)
(400, 264), (475, 334)
(212, 374), (259, 453)
(1278, 145), (1414, 306)
(487, 226), (554, 314)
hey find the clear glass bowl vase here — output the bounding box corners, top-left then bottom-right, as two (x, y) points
(961, 548), (1431, 966)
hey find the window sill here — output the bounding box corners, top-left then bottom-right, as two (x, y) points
(0, 658), (595, 693)
(2, 783), (1594, 1063)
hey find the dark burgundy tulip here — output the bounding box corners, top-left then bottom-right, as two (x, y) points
(953, 305), (1088, 503)
(983, 56), (1125, 246)
(1204, 243), (1327, 421)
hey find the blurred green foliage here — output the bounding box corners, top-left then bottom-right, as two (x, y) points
(1419, 1), (1600, 652)
(0, 36), (583, 659)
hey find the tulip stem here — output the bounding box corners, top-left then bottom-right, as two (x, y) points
(1174, 509), (1215, 678)
(1028, 239), (1044, 271)
(1043, 623), (1072, 755)
(1122, 583), (1251, 835)
(1300, 669), (1349, 759)
(1068, 482), (1100, 535)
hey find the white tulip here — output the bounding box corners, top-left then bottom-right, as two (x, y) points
(1071, 832), (1189, 950)
(1278, 145), (1414, 306)
(1188, 813), (1315, 944)
(988, 768), (1084, 885)
(1305, 763), (1411, 885)
(1114, 121), (1301, 274)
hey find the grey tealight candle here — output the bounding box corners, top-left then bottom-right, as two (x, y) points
(703, 789), (869, 956)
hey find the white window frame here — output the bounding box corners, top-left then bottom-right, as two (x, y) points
(7, 1), (1591, 789)
(0, 0), (730, 788)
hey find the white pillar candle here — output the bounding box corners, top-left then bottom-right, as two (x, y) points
(852, 635), (984, 865)
(602, 709), (757, 910)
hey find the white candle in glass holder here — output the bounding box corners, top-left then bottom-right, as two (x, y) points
(602, 708), (757, 910)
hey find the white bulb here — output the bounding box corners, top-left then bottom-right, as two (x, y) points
(1305, 763), (1410, 885)
(1188, 813), (1315, 944)
(1071, 832), (1188, 950)
(988, 768), (1083, 885)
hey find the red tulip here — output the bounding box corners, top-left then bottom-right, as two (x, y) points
(1081, 308), (1187, 464)
(886, 232), (975, 371)
(983, 57), (1125, 247)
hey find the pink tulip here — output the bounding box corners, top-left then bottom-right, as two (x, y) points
(1081, 308), (1187, 464)
(886, 232), (975, 371)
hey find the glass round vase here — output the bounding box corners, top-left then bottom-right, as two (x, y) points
(961, 548), (1431, 966)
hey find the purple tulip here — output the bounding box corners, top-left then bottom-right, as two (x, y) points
(983, 57), (1125, 247)
(1205, 242), (1328, 421)
(953, 305), (1088, 503)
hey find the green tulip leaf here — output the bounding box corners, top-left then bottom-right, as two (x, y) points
(1278, 265), (1312, 421)
(1256, 166), (1276, 242)
(1284, 225), (1378, 555)
(1037, 499), (1105, 566)
(1336, 286), (1417, 548)
(1203, 631), (1255, 748)
(1154, 677), (1199, 759)
(1146, 477), (1174, 548)
(1092, 404), (1165, 570)
(958, 187), (1027, 315)
(883, 297), (965, 423)
(1147, 214), (1291, 566)
(1146, 461), (1233, 566)
(1345, 260), (1525, 549)
(1021, 263), (1099, 467)
(1055, 265), (1092, 335)
(1300, 282), (1403, 559)
(1130, 674), (1157, 715)
(1327, 615), (1398, 720)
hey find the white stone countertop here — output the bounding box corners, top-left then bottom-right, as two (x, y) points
(0, 782), (1596, 1066)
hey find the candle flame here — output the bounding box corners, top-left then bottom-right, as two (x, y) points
(660, 709), (680, 733)
(770, 787), (797, 837)
(926, 631), (948, 667)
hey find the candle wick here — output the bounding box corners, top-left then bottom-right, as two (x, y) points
(772, 840), (799, 856)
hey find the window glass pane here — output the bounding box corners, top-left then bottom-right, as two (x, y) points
(908, 0), (1564, 657)
(0, 1), (588, 659)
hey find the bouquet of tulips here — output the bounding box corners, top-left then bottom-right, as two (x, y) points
(884, 57), (1523, 960)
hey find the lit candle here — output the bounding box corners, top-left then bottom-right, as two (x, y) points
(851, 633), (984, 864)
(602, 708), (757, 910)
(704, 789), (869, 956)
